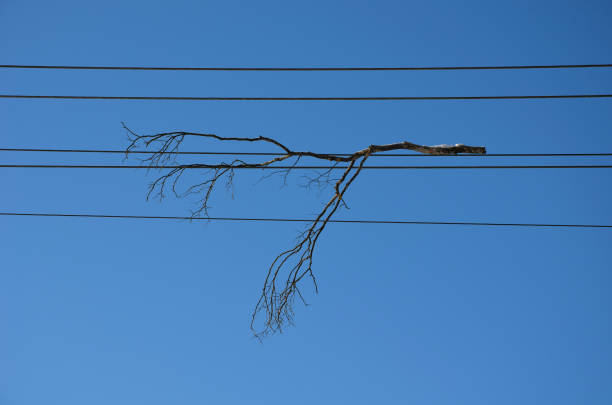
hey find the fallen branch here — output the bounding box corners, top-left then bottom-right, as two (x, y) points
(123, 123), (486, 338)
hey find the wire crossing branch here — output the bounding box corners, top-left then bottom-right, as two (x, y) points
(123, 123), (486, 338)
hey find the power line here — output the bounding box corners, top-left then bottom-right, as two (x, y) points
(1, 147), (612, 157)
(1, 211), (609, 228)
(1, 63), (611, 71)
(1, 94), (612, 102)
(2, 164), (612, 169)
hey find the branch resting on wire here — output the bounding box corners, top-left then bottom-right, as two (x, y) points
(123, 123), (486, 338)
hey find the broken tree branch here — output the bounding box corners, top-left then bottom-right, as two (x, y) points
(123, 122), (486, 338)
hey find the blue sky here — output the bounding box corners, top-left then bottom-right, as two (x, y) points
(1, 1), (611, 404)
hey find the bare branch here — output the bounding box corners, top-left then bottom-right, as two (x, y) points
(123, 124), (487, 338)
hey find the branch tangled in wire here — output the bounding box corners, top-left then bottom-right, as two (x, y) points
(124, 123), (486, 338)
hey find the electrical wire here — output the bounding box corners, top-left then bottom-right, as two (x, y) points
(2, 164), (612, 169)
(1, 148), (611, 157)
(1, 63), (611, 71)
(2, 94), (612, 101)
(1, 211), (609, 228)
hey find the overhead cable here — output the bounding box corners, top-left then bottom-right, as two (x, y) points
(1, 211), (609, 228)
(1, 148), (612, 157)
(1, 63), (611, 71)
(2, 164), (612, 169)
(1, 94), (612, 102)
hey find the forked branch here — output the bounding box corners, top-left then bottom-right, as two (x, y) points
(123, 123), (486, 338)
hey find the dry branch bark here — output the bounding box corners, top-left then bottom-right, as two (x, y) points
(123, 123), (486, 338)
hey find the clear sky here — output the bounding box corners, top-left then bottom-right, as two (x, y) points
(1, 1), (611, 404)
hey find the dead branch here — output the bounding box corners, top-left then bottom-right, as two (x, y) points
(123, 122), (486, 338)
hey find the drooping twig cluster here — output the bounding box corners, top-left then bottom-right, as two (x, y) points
(123, 123), (486, 338)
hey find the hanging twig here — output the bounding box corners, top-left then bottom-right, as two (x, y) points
(123, 123), (486, 338)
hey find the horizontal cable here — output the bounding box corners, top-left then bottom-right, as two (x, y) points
(1, 94), (612, 102)
(2, 164), (612, 169)
(1, 147), (612, 157)
(1, 211), (609, 228)
(1, 63), (611, 71)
